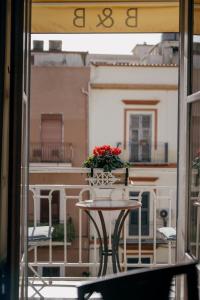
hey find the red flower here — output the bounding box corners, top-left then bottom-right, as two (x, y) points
(102, 145), (111, 151)
(111, 147), (121, 155)
(93, 147), (99, 156)
(84, 144), (126, 171)
(99, 149), (105, 155)
(93, 145), (121, 157)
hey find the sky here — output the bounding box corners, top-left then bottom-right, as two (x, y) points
(31, 33), (161, 54)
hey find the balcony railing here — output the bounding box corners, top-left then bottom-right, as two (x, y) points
(27, 169), (176, 287)
(122, 142), (176, 164)
(29, 142), (73, 163)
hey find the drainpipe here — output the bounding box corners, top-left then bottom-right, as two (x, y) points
(81, 87), (89, 159)
(81, 88), (88, 96)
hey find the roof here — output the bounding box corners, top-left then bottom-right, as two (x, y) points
(90, 62), (178, 67)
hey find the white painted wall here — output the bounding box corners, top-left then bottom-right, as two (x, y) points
(90, 65), (178, 84)
(88, 65), (178, 267)
(89, 65), (178, 163)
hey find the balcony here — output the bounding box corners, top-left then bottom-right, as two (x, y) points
(27, 168), (177, 299)
(122, 142), (176, 165)
(29, 142), (73, 163)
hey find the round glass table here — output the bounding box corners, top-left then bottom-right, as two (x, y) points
(76, 199), (141, 276)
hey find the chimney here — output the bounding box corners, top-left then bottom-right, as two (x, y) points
(49, 40), (62, 52)
(33, 40), (44, 52)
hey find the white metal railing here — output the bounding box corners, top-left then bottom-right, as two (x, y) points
(28, 169), (176, 280)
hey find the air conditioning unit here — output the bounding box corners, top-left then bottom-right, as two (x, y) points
(156, 208), (171, 219)
(156, 208), (173, 227)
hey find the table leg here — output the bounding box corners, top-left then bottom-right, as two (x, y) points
(85, 208), (130, 277)
(112, 210), (130, 273)
(98, 211), (109, 276)
(111, 210), (125, 273)
(85, 211), (104, 277)
(114, 210), (130, 272)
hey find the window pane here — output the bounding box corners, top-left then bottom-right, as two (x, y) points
(127, 257), (150, 264)
(129, 114), (152, 162)
(142, 130), (150, 140)
(130, 115), (139, 128)
(188, 101), (200, 258)
(142, 115), (151, 128)
(141, 195), (148, 208)
(141, 144), (151, 162)
(130, 130), (138, 142)
(129, 143), (139, 162)
(127, 257), (150, 270)
(129, 192), (149, 236)
(192, 1), (200, 93)
(42, 267), (60, 277)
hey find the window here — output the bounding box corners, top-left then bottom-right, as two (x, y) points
(40, 190), (60, 224)
(42, 267), (60, 277)
(41, 114), (63, 162)
(186, 0), (200, 261)
(129, 192), (150, 236)
(188, 102), (200, 258)
(191, 1), (200, 93)
(129, 114), (152, 162)
(127, 257), (151, 270)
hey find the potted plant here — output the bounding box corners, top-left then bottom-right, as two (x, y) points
(52, 216), (75, 243)
(83, 145), (129, 185)
(83, 145), (129, 172)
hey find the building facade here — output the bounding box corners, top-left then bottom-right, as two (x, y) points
(29, 44), (90, 277)
(29, 40), (179, 277)
(1, 1), (200, 299)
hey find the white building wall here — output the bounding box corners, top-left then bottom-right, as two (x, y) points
(90, 65), (178, 84)
(89, 65), (178, 163)
(88, 64), (178, 273)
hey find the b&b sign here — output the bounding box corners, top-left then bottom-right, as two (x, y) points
(73, 7), (137, 29)
(32, 4), (179, 33)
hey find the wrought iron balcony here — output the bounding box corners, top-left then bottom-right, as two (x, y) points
(122, 142), (176, 164)
(29, 142), (73, 163)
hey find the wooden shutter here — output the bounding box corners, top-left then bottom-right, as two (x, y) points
(41, 114), (63, 161)
(41, 114), (62, 143)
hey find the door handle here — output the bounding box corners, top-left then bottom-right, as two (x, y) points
(193, 201), (200, 207)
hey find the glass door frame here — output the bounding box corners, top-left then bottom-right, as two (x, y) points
(177, 0), (200, 263)
(176, 0), (190, 265)
(0, 0), (31, 299)
(186, 0), (200, 261)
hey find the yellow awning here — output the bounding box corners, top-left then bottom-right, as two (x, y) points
(32, 1), (180, 33)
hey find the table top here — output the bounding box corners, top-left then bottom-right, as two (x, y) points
(76, 199), (141, 211)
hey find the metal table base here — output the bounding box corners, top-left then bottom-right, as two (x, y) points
(85, 209), (129, 276)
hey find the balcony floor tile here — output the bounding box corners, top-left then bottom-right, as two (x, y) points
(28, 280), (102, 299)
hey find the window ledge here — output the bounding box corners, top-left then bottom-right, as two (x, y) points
(29, 163), (72, 173)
